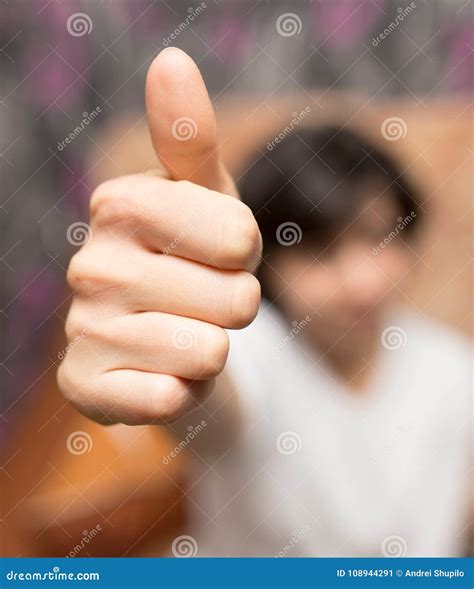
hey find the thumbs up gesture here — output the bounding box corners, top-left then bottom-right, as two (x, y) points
(58, 49), (262, 424)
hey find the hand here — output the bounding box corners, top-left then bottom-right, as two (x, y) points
(57, 48), (262, 425)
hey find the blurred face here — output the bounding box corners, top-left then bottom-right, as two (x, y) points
(265, 190), (415, 354)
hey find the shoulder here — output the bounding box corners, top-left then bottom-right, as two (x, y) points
(392, 308), (473, 418)
(396, 308), (472, 374)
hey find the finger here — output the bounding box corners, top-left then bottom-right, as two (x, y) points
(65, 311), (229, 381)
(68, 249), (260, 329)
(96, 371), (213, 425)
(59, 363), (214, 425)
(89, 174), (261, 270)
(145, 47), (237, 196)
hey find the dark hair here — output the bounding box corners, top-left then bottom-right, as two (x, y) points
(239, 125), (422, 257)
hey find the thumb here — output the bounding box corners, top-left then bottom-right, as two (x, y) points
(145, 47), (237, 196)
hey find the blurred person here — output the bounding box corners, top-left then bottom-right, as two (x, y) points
(57, 48), (472, 557)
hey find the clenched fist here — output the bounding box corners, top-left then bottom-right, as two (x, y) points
(57, 49), (262, 425)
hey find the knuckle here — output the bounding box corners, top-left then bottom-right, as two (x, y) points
(199, 326), (229, 378)
(66, 251), (88, 292)
(56, 359), (71, 400)
(57, 358), (84, 406)
(229, 272), (261, 328)
(222, 202), (261, 268)
(58, 363), (115, 425)
(64, 307), (88, 342)
(66, 249), (123, 298)
(98, 376), (194, 426)
(89, 179), (119, 216)
(64, 301), (101, 343)
(155, 380), (193, 423)
(90, 178), (139, 227)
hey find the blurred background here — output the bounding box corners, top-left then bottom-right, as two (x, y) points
(0, 0), (472, 557)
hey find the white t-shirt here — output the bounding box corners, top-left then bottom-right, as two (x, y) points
(186, 303), (472, 557)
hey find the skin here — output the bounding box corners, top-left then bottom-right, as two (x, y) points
(263, 193), (414, 389)
(57, 48), (262, 425)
